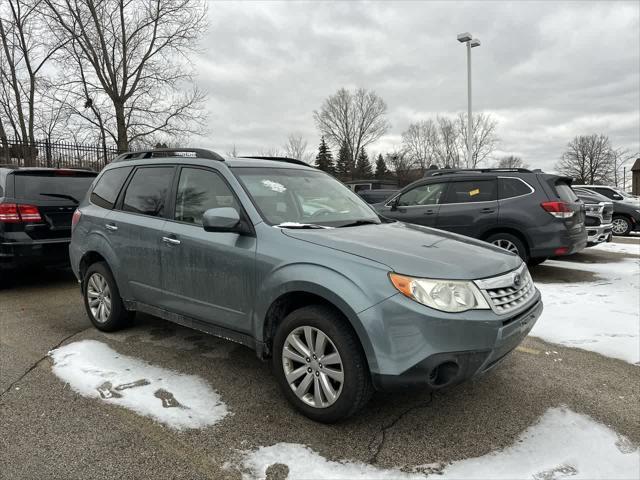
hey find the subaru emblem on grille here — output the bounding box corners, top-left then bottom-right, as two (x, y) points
(513, 273), (521, 287)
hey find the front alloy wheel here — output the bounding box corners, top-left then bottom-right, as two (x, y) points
(282, 326), (344, 408)
(612, 217), (631, 236)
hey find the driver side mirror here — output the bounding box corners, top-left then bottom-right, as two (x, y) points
(202, 207), (243, 233)
(612, 194), (623, 200)
(389, 196), (400, 211)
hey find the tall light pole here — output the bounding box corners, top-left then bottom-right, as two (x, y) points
(457, 32), (481, 167)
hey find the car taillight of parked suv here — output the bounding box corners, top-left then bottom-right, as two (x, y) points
(0, 166), (97, 272)
(69, 148), (543, 423)
(375, 168), (587, 266)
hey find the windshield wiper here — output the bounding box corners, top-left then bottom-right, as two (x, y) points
(40, 193), (79, 204)
(337, 219), (380, 228)
(275, 222), (333, 229)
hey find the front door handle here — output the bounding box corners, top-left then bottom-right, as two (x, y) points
(105, 223), (118, 231)
(162, 236), (181, 246)
(423, 209), (436, 215)
(480, 208), (495, 214)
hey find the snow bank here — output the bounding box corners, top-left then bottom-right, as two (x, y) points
(49, 340), (228, 430)
(241, 407), (639, 480)
(532, 243), (640, 364)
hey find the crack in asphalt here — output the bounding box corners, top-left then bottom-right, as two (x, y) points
(367, 392), (434, 464)
(0, 328), (87, 399)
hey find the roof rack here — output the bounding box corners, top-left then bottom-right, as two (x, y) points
(112, 148), (225, 163)
(424, 167), (533, 177)
(238, 156), (311, 167)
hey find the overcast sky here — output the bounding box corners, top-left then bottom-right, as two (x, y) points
(194, 0), (639, 171)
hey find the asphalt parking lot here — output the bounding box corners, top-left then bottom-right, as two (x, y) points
(1, 241), (639, 479)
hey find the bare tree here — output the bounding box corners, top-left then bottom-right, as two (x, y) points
(257, 147), (283, 157)
(556, 134), (615, 184)
(432, 116), (462, 168)
(283, 133), (313, 163)
(494, 155), (528, 169)
(226, 144), (239, 158)
(385, 148), (415, 186)
(313, 88), (390, 168)
(0, 0), (66, 164)
(456, 113), (499, 168)
(610, 147), (638, 188)
(41, 0), (208, 151)
(401, 120), (438, 174)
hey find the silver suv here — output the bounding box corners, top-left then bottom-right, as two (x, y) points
(70, 148), (543, 422)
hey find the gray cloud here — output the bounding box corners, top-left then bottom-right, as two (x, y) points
(193, 0), (639, 170)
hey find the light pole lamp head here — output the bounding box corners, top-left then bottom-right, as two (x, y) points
(470, 38), (481, 48)
(457, 32), (473, 43)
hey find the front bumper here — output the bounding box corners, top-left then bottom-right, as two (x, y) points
(360, 290), (543, 391)
(586, 223), (613, 246)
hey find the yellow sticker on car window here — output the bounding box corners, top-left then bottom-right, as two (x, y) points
(469, 188), (480, 196)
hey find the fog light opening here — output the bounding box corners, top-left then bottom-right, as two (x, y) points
(428, 361), (460, 387)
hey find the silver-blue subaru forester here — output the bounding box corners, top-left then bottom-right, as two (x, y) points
(70, 148), (542, 423)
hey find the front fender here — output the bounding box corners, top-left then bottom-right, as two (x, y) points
(253, 263), (391, 372)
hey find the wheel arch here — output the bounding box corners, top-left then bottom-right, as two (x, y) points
(481, 227), (531, 256)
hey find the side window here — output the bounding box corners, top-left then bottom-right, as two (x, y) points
(90, 167), (132, 209)
(122, 167), (173, 217)
(174, 168), (238, 225)
(592, 187), (614, 199)
(397, 183), (447, 207)
(443, 180), (497, 204)
(498, 178), (533, 199)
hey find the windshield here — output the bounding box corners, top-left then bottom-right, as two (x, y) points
(232, 167), (380, 227)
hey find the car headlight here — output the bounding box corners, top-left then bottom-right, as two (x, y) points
(389, 273), (490, 313)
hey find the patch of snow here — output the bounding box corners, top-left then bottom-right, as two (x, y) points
(594, 241), (640, 256)
(261, 179), (286, 192)
(240, 407), (639, 480)
(531, 247), (640, 364)
(49, 340), (228, 430)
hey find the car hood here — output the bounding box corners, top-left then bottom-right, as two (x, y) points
(282, 222), (522, 280)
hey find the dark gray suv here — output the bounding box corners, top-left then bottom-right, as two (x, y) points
(70, 149), (542, 422)
(376, 169), (587, 265)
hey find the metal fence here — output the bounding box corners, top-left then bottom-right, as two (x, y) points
(0, 138), (119, 171)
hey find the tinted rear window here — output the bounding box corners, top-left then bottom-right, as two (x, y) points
(13, 171), (96, 203)
(498, 178), (533, 199)
(555, 182), (579, 202)
(122, 167), (173, 217)
(91, 167), (132, 209)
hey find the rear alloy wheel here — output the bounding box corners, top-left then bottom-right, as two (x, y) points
(273, 305), (372, 423)
(83, 262), (132, 332)
(486, 233), (528, 261)
(612, 216), (631, 236)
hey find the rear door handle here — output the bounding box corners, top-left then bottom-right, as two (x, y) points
(162, 236), (181, 246)
(105, 223), (118, 231)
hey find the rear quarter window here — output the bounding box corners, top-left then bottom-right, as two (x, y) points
(498, 178), (533, 199)
(91, 167), (133, 209)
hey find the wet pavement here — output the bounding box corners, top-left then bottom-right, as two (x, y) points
(1, 242), (639, 479)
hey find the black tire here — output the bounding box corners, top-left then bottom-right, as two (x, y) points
(82, 261), (132, 332)
(272, 305), (373, 423)
(528, 257), (548, 267)
(612, 216), (632, 236)
(485, 233), (528, 261)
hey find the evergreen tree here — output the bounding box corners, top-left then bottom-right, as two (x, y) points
(375, 154), (389, 178)
(354, 148), (373, 178)
(335, 140), (351, 180)
(314, 137), (335, 173)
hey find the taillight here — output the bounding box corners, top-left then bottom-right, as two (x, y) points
(0, 203), (20, 222)
(71, 209), (82, 229)
(0, 203), (42, 223)
(541, 201), (574, 219)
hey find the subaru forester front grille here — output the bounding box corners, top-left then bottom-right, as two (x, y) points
(474, 264), (536, 315)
